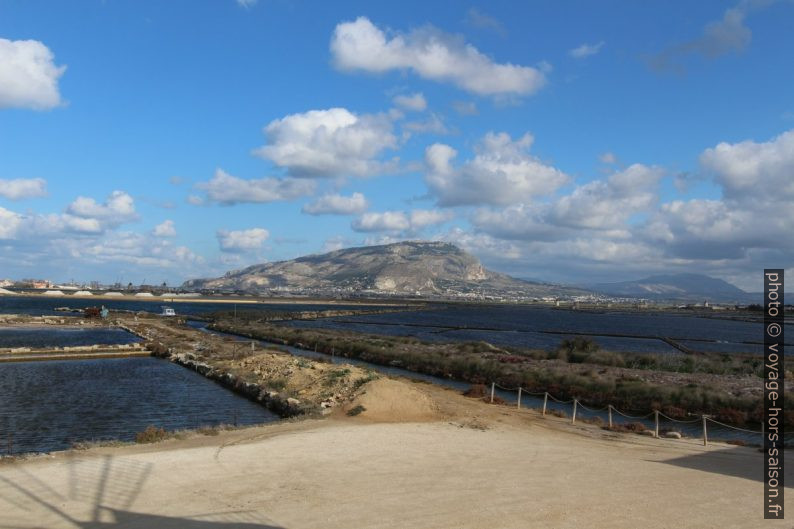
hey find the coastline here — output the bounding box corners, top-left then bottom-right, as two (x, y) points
(0, 291), (418, 306)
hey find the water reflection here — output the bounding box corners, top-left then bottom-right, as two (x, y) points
(0, 357), (278, 455)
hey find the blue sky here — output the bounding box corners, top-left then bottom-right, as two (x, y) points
(1, 0), (793, 290)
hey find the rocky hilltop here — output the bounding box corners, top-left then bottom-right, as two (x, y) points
(183, 241), (586, 299)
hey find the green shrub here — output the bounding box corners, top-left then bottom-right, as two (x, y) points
(268, 377), (288, 391)
(347, 405), (366, 416)
(352, 370), (378, 389)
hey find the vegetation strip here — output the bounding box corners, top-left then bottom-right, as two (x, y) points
(211, 318), (793, 428)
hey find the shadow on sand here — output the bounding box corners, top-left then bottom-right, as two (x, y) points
(656, 446), (779, 484)
(0, 454), (284, 528)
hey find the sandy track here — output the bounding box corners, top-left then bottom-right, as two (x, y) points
(0, 380), (790, 529)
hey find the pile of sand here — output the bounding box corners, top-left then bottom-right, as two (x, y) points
(73, 290), (93, 296)
(134, 292), (154, 297)
(43, 290), (64, 296)
(345, 378), (441, 422)
(104, 292), (123, 296)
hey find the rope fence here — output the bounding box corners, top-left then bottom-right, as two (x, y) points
(485, 381), (770, 446)
(657, 411), (702, 424)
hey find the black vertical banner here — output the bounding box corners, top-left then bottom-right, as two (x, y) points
(764, 269), (784, 519)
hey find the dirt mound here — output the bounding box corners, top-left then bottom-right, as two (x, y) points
(344, 378), (441, 423)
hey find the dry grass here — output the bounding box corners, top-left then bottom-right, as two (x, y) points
(71, 439), (132, 450)
(135, 426), (171, 444)
(580, 416), (605, 426)
(604, 422), (646, 434)
(463, 384), (487, 399)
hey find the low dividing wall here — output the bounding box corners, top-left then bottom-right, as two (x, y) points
(149, 349), (307, 419)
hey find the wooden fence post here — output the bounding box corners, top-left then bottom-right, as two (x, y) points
(517, 387), (522, 409)
(654, 410), (659, 438)
(542, 392), (548, 416)
(702, 416), (708, 446)
(608, 405), (613, 428)
(490, 382), (495, 404)
(571, 399), (578, 424)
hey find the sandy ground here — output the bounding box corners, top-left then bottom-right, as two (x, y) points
(0, 378), (791, 529)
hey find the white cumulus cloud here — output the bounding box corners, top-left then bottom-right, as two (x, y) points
(0, 178), (47, 200)
(0, 38), (66, 110)
(197, 168), (315, 205)
(78, 232), (203, 268)
(302, 192), (369, 215)
(550, 164), (663, 230)
(330, 17), (546, 96)
(699, 129), (794, 201)
(217, 228), (270, 252)
(643, 129), (794, 260)
(253, 107), (398, 178)
(352, 211), (410, 232)
(408, 209), (454, 229)
(65, 191), (138, 230)
(424, 132), (569, 206)
(0, 202), (206, 281)
(153, 220), (176, 237)
(0, 206), (23, 239)
(471, 164), (661, 243)
(351, 209), (452, 233)
(67, 191), (136, 219)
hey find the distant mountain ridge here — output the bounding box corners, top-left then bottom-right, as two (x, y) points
(591, 273), (754, 302)
(183, 241), (588, 299)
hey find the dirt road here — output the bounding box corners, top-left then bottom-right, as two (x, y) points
(0, 379), (789, 529)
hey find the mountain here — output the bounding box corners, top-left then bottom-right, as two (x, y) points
(183, 241), (588, 299)
(590, 273), (754, 303)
